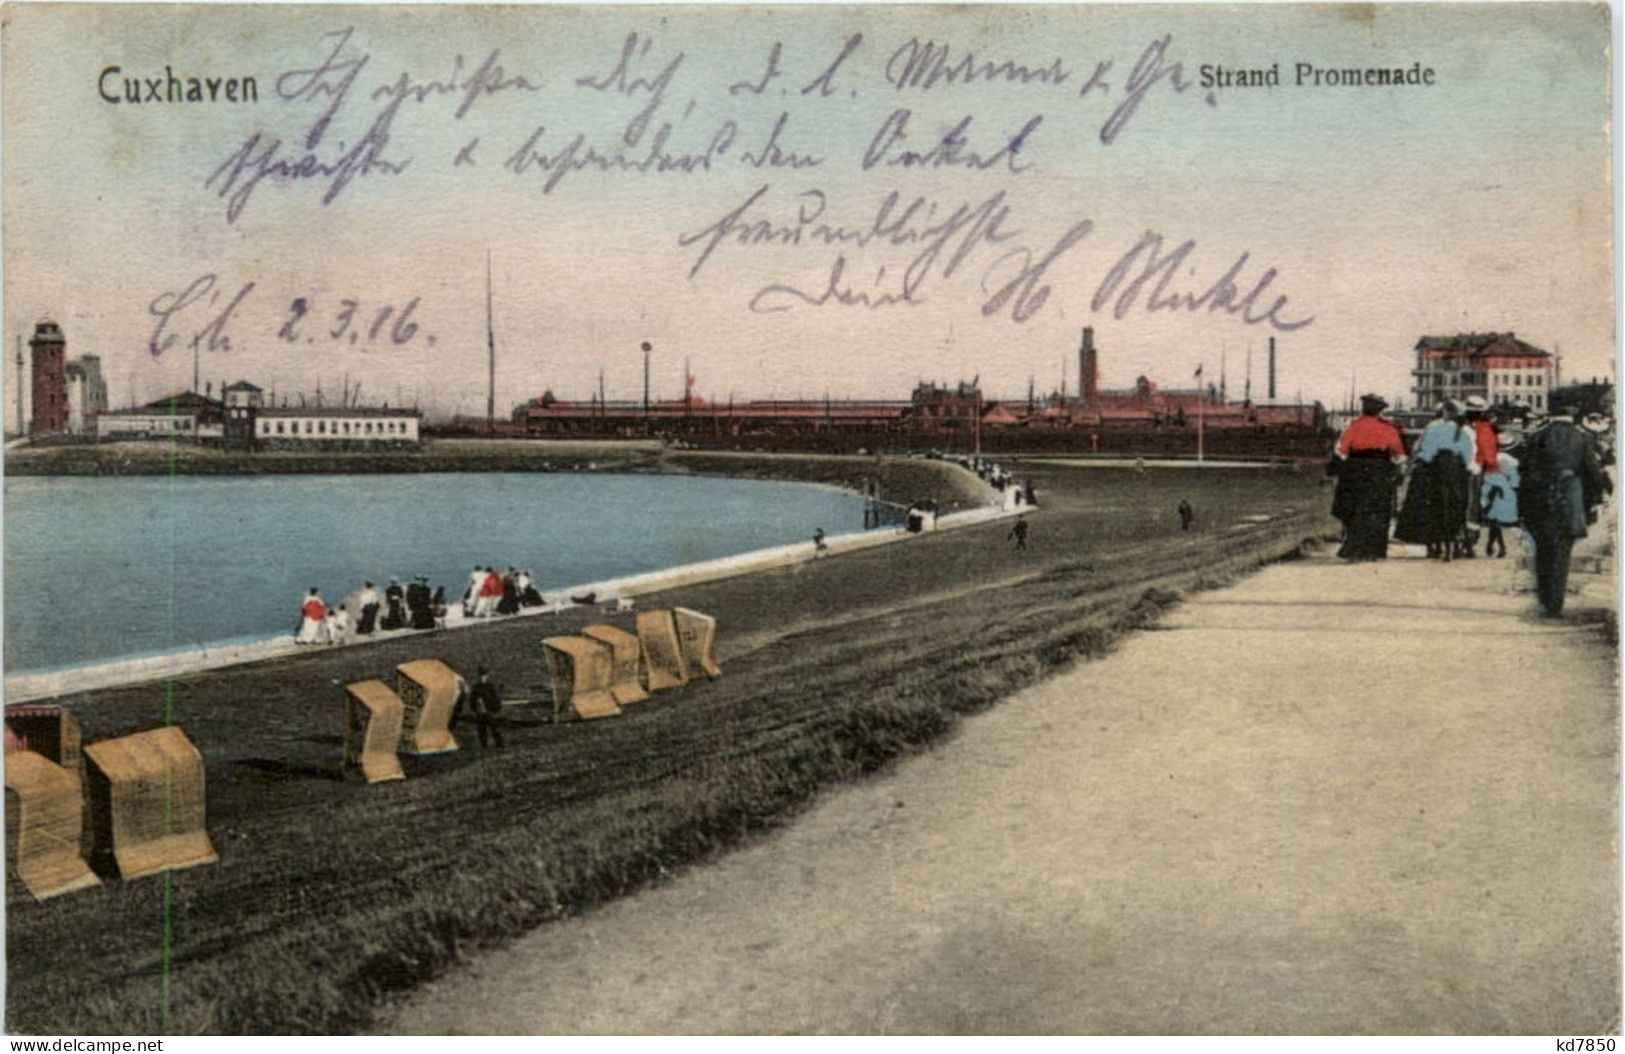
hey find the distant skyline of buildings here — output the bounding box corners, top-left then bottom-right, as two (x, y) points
(7, 320), (1614, 438)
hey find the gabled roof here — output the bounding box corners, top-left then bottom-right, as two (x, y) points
(259, 406), (421, 419)
(139, 391), (223, 412)
(1414, 332), (1550, 359)
(223, 380), (263, 392)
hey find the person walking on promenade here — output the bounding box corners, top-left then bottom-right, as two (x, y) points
(1396, 399), (1477, 560)
(464, 565), (485, 617)
(1518, 404), (1611, 616)
(1329, 393), (1408, 561)
(355, 581), (380, 635)
(1178, 499), (1195, 531)
(1009, 515), (1029, 550)
(1463, 396), (1499, 556)
(1481, 430), (1523, 559)
(295, 588), (326, 644)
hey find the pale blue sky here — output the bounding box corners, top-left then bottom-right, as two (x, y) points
(2, 3), (1613, 421)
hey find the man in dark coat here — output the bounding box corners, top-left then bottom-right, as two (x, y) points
(380, 577), (407, 630)
(469, 667), (505, 748)
(408, 576), (436, 629)
(1518, 404), (1611, 616)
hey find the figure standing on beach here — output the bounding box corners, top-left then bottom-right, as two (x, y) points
(1178, 499), (1195, 531)
(464, 566), (486, 617)
(1519, 404), (1610, 616)
(497, 568), (521, 616)
(409, 576), (437, 630)
(356, 581), (380, 635)
(295, 588), (326, 644)
(381, 578), (406, 630)
(469, 666), (506, 748)
(1329, 393), (1407, 561)
(518, 570), (545, 607)
(328, 604), (350, 646)
(1009, 516), (1029, 550)
(478, 567), (504, 617)
(813, 527), (829, 556)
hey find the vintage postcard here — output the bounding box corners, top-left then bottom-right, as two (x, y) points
(1, 1), (1617, 1038)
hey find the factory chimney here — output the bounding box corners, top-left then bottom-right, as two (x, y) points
(1078, 327), (1098, 403)
(1267, 336), (1277, 401)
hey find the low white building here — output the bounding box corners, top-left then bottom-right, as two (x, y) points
(95, 391), (223, 442)
(254, 407), (421, 446)
(95, 385), (421, 448)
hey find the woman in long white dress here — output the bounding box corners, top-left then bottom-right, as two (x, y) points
(295, 588), (327, 644)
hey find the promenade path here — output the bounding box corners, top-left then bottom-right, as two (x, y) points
(390, 546), (1619, 1034)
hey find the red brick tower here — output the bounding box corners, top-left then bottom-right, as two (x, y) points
(1078, 327), (1099, 404)
(28, 321), (67, 436)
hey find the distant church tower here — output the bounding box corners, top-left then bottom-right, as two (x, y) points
(28, 321), (67, 436)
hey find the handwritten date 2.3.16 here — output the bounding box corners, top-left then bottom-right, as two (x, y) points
(277, 293), (429, 347)
(146, 273), (434, 358)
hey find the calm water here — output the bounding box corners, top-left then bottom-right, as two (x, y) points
(4, 473), (873, 675)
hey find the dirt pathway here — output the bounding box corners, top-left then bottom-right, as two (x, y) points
(389, 550), (1618, 1034)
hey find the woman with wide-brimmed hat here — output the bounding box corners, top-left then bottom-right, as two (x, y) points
(1396, 398), (1478, 559)
(1328, 393), (1407, 560)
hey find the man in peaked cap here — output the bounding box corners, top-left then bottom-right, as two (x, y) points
(1519, 402), (1612, 616)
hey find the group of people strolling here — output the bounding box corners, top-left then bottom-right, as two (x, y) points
(294, 588), (351, 645)
(463, 566), (546, 618)
(296, 576), (445, 644)
(294, 565), (549, 645)
(1330, 392), (1612, 616)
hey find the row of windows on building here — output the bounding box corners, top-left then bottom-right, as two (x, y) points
(1424, 372), (1547, 387)
(256, 418), (412, 436)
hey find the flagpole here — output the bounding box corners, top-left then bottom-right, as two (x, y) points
(1195, 364), (1205, 464)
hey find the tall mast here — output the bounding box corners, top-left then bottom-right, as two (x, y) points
(14, 332), (23, 435)
(486, 251), (496, 433)
(642, 341), (651, 433)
